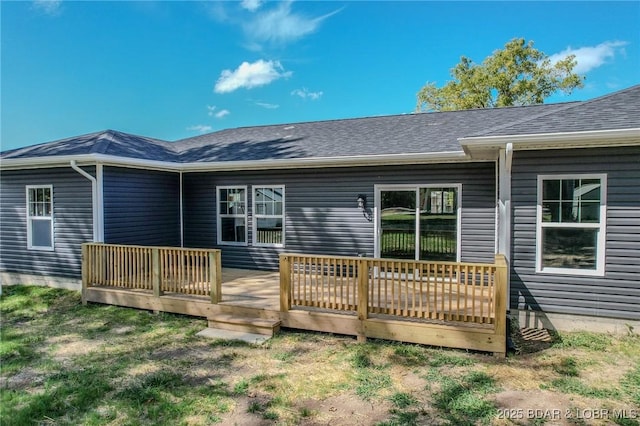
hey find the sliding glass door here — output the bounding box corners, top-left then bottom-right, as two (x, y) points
(377, 185), (460, 262)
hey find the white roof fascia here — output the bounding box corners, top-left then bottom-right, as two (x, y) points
(1, 151), (470, 172)
(179, 151), (469, 172)
(0, 154), (179, 172)
(460, 128), (640, 151)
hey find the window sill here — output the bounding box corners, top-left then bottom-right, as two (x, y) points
(536, 267), (604, 277)
(27, 246), (55, 252)
(217, 241), (248, 247)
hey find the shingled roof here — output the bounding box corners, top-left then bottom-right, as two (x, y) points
(171, 103), (569, 163)
(2, 84), (638, 165)
(1, 129), (177, 162)
(472, 84), (640, 137)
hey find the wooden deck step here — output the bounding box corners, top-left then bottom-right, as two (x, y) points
(207, 314), (281, 337)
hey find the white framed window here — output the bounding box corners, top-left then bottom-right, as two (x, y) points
(253, 186), (285, 247)
(217, 186), (248, 246)
(26, 185), (54, 251)
(536, 174), (607, 276)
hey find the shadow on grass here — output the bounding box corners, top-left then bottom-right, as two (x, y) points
(1, 286), (229, 425)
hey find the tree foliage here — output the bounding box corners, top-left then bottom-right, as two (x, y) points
(416, 38), (584, 112)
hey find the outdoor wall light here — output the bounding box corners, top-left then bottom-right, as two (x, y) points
(357, 194), (367, 210)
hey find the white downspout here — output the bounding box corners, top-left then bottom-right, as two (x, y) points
(497, 144), (513, 258)
(70, 161), (104, 242)
(497, 143), (513, 308)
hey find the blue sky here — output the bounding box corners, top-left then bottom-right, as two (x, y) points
(2, 1), (639, 151)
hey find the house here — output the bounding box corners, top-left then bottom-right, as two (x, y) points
(1, 85), (639, 333)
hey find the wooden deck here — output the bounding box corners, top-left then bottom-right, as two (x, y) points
(83, 267), (283, 320)
(218, 268), (280, 310)
(82, 244), (507, 357)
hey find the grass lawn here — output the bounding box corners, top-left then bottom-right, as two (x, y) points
(1, 286), (639, 425)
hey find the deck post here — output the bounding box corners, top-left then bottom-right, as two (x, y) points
(279, 255), (291, 312)
(152, 248), (162, 300)
(493, 254), (508, 358)
(209, 251), (221, 304)
(357, 258), (369, 342)
(81, 243), (90, 305)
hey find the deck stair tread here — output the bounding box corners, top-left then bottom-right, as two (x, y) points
(207, 314), (281, 336)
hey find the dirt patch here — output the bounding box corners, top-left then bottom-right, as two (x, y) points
(0, 367), (46, 390)
(298, 395), (391, 425)
(47, 334), (105, 360)
(218, 396), (277, 426)
(111, 325), (136, 335)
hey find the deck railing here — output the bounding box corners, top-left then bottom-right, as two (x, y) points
(82, 243), (222, 302)
(279, 253), (507, 328)
(282, 255), (360, 312)
(380, 229), (456, 260)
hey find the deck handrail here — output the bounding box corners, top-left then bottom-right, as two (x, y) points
(279, 253), (508, 332)
(82, 243), (222, 303)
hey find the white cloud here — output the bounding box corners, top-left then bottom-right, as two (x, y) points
(291, 88), (323, 100)
(241, 0), (263, 12)
(255, 102), (279, 109)
(244, 1), (341, 45)
(206, 105), (230, 119)
(33, 0), (62, 16)
(549, 41), (628, 74)
(187, 125), (213, 134)
(215, 109), (230, 118)
(214, 59), (292, 93)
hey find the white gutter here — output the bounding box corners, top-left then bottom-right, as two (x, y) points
(180, 151), (470, 172)
(460, 128), (640, 150)
(1, 151), (471, 172)
(70, 160), (104, 242)
(1, 154), (179, 172)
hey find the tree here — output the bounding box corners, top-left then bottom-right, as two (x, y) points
(416, 38), (584, 112)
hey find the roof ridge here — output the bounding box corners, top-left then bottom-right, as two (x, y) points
(173, 99), (597, 145)
(93, 129), (117, 154)
(577, 83), (640, 106)
(467, 101), (581, 138)
(469, 84), (640, 138)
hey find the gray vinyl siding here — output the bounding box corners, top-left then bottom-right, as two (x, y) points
(183, 162), (496, 270)
(103, 167), (181, 246)
(0, 167), (94, 278)
(511, 146), (640, 320)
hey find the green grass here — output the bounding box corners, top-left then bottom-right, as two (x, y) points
(355, 370), (393, 400)
(552, 331), (613, 351)
(553, 356), (580, 376)
(390, 344), (429, 366)
(621, 365), (640, 404)
(388, 392), (418, 409)
(546, 377), (621, 399)
(0, 286), (226, 425)
(2, 285), (639, 425)
(431, 371), (499, 426)
(428, 350), (476, 368)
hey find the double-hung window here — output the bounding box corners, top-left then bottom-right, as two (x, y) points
(253, 186), (285, 246)
(217, 186), (248, 245)
(537, 174), (606, 276)
(26, 185), (54, 250)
